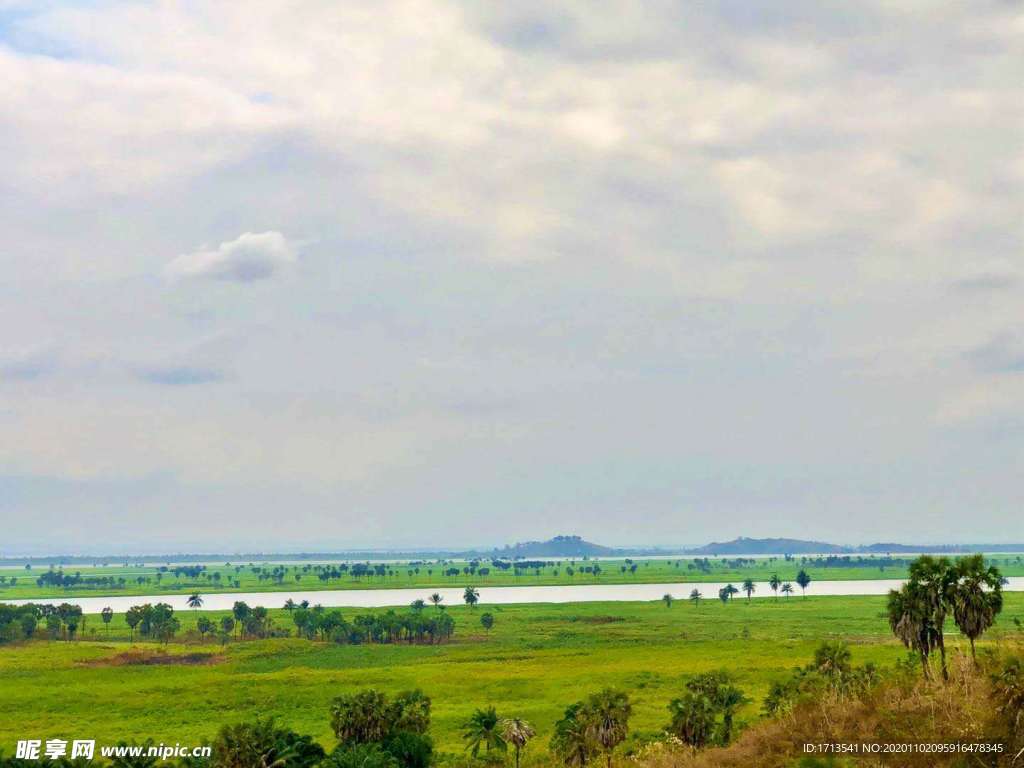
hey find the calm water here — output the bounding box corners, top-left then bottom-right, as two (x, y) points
(8, 577), (1024, 613)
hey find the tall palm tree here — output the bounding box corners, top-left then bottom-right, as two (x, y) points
(187, 593), (203, 611)
(781, 583), (793, 598)
(100, 607), (113, 634)
(232, 602), (251, 639)
(501, 718), (535, 768)
(125, 606), (142, 643)
(552, 703), (594, 768)
(462, 707), (506, 756)
(429, 593), (443, 610)
(951, 554), (1004, 664)
(888, 582), (935, 679)
(463, 586), (480, 609)
(585, 689), (631, 768)
(796, 570), (811, 597)
(689, 589), (701, 607)
(906, 556), (955, 680)
(742, 579), (755, 602)
(768, 573), (781, 600)
(715, 684), (746, 745)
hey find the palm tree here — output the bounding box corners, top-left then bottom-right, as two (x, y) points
(888, 582), (936, 679)
(906, 555), (955, 681)
(125, 606), (143, 643)
(187, 593), (203, 611)
(463, 706), (506, 756)
(429, 593), (443, 610)
(232, 602), (251, 639)
(585, 689), (631, 768)
(951, 554), (1004, 664)
(662, 594), (673, 608)
(283, 598), (297, 612)
(100, 607), (113, 634)
(796, 570), (811, 597)
(552, 703), (594, 768)
(667, 692), (716, 747)
(768, 573), (781, 600)
(715, 684), (746, 745)
(689, 589), (701, 607)
(742, 579), (755, 602)
(781, 583), (793, 598)
(501, 718), (535, 768)
(814, 641), (852, 683)
(463, 586), (480, 609)
(685, 671), (747, 745)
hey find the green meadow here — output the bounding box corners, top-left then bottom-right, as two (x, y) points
(2, 594), (1023, 760)
(3, 554), (1023, 600)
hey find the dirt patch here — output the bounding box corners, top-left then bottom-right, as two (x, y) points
(570, 615), (626, 624)
(81, 650), (223, 667)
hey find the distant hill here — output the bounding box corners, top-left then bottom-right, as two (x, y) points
(685, 537), (848, 555)
(486, 535), (617, 558)
(682, 537), (1024, 556)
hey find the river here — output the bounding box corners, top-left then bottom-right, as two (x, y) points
(6, 576), (1024, 613)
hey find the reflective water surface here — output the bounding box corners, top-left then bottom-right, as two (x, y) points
(8, 576), (1023, 613)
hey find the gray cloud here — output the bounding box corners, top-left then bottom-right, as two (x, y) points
(136, 366), (225, 386)
(0, 349), (57, 381)
(163, 231), (297, 283)
(964, 333), (1024, 374)
(950, 274), (1018, 294)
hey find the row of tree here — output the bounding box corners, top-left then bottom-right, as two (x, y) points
(0, 602), (84, 642)
(660, 570), (813, 608)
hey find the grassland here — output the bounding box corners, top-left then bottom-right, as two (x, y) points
(2, 594), (1022, 761)
(3, 554), (1023, 600)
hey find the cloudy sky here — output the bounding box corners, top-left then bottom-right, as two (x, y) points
(1, 1), (1022, 555)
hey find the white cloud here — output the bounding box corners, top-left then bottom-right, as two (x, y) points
(163, 231), (297, 283)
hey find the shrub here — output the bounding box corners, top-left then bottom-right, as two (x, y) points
(324, 744), (399, 768)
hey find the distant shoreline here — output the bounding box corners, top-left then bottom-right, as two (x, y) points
(4, 535), (1024, 566)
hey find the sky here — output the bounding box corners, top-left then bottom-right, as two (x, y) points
(0, 1), (1022, 555)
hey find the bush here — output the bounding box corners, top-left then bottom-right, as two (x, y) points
(212, 718), (324, 768)
(383, 732), (433, 768)
(324, 744), (399, 768)
(330, 689), (431, 745)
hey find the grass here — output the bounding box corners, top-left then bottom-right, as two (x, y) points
(2, 593), (1023, 760)
(3, 554), (1023, 600)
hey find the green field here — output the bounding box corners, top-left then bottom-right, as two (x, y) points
(2, 593), (1023, 761)
(3, 553), (1023, 600)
